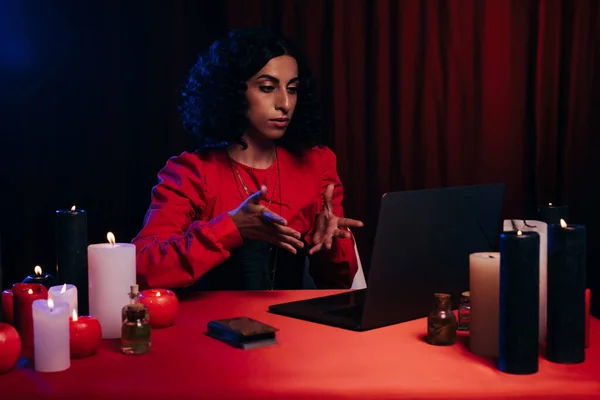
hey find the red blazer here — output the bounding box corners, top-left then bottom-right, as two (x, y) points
(132, 145), (359, 289)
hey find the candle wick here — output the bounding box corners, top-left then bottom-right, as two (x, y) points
(510, 219), (518, 232)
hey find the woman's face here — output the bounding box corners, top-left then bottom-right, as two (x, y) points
(244, 55), (298, 141)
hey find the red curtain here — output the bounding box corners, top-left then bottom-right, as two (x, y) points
(226, 0), (600, 277)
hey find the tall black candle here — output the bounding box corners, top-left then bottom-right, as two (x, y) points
(546, 220), (586, 364)
(56, 206), (88, 314)
(498, 230), (540, 374)
(538, 203), (569, 225)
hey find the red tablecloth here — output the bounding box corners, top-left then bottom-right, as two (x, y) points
(1, 290), (599, 400)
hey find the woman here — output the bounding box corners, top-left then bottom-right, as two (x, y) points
(132, 28), (363, 291)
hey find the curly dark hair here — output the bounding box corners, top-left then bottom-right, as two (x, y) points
(180, 27), (323, 153)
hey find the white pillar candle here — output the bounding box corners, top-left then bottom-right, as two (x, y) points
(48, 284), (78, 317)
(88, 233), (136, 339)
(469, 252), (500, 357)
(32, 298), (70, 372)
(503, 219), (547, 342)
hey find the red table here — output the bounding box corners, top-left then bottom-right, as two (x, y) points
(1, 290), (599, 399)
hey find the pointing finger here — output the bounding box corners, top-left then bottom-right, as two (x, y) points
(247, 185), (268, 204)
(324, 184), (334, 211)
(337, 218), (364, 228)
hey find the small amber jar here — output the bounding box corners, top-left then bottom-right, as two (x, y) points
(427, 293), (457, 345)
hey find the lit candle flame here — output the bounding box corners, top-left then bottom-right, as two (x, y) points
(28, 289), (33, 294)
(48, 298), (54, 311)
(107, 232), (116, 246)
(517, 230), (523, 236)
(156, 292), (161, 297)
(560, 219), (567, 228)
(549, 202), (553, 206)
(71, 205), (76, 211)
(72, 309), (78, 321)
(60, 283), (67, 294)
(34, 265), (42, 276)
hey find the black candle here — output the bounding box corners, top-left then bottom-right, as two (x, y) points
(498, 230), (540, 374)
(546, 221), (586, 364)
(56, 206), (89, 314)
(22, 265), (57, 289)
(538, 203), (569, 225)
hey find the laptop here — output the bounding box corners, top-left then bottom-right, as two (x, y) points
(268, 183), (505, 331)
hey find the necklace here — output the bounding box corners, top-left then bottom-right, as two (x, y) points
(227, 148), (283, 290)
(228, 151), (276, 208)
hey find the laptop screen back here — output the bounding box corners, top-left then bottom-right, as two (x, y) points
(360, 184), (505, 330)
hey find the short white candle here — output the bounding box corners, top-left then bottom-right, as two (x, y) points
(503, 219), (547, 343)
(469, 252), (500, 357)
(88, 232), (136, 339)
(32, 298), (70, 372)
(48, 284), (78, 317)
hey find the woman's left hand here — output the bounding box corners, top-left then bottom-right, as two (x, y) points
(308, 184), (364, 255)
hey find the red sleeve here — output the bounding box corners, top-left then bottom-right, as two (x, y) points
(132, 152), (243, 289)
(306, 147), (359, 288)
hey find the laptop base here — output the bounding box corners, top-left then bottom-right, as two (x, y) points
(269, 290), (367, 331)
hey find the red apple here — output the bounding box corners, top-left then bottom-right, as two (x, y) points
(139, 289), (179, 329)
(0, 323), (21, 374)
(70, 316), (102, 359)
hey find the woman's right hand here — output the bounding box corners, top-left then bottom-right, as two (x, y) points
(228, 185), (304, 254)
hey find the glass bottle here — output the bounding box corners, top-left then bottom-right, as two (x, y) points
(121, 284), (149, 322)
(458, 291), (471, 331)
(426, 293), (457, 346)
(120, 285), (151, 355)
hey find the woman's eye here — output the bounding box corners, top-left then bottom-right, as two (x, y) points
(287, 87), (298, 94)
(259, 86), (275, 93)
